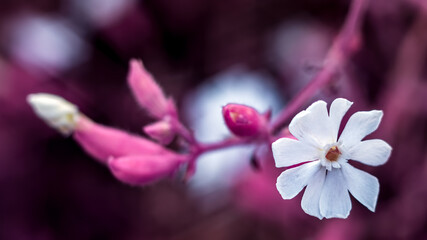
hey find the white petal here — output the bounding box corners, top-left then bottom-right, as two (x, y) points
(289, 100), (333, 146)
(347, 139), (392, 166)
(329, 98), (353, 141)
(272, 138), (320, 167)
(276, 161), (321, 199)
(339, 110), (383, 147)
(319, 168), (352, 219)
(301, 166), (326, 219)
(341, 163), (379, 212)
(332, 161), (341, 168)
(288, 110), (314, 144)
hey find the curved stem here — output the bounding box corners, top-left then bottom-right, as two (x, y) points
(269, 0), (369, 133)
(197, 137), (253, 154)
(182, 137), (254, 179)
(169, 117), (197, 145)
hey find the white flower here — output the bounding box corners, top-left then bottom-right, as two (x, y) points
(272, 98), (392, 219)
(27, 93), (80, 135)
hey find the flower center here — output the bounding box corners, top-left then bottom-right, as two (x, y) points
(325, 146), (341, 162)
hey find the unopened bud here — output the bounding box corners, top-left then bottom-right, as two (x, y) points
(222, 103), (265, 137)
(108, 154), (187, 185)
(74, 116), (172, 164)
(128, 59), (176, 119)
(143, 119), (175, 145)
(27, 93), (79, 135)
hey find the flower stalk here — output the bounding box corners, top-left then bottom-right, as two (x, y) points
(26, 0), (381, 220)
(269, 0), (369, 133)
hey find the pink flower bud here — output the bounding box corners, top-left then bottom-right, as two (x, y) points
(108, 154), (187, 185)
(143, 119), (175, 145)
(127, 59), (176, 119)
(222, 104), (266, 137)
(74, 116), (172, 164)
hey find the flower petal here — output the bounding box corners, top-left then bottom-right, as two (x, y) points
(319, 168), (352, 219)
(341, 163), (379, 212)
(276, 161), (321, 199)
(339, 110), (383, 147)
(289, 100), (332, 147)
(329, 98), (353, 141)
(301, 166), (326, 219)
(347, 139), (392, 166)
(272, 138), (320, 167)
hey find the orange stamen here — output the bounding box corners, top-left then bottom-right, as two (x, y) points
(325, 146), (341, 162)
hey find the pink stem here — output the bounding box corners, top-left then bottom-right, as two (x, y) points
(171, 118), (196, 144)
(183, 137), (253, 180)
(269, 0), (369, 133)
(197, 137), (252, 154)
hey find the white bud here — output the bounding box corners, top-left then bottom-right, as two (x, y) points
(27, 93), (80, 135)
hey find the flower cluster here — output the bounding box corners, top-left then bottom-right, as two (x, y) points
(27, 60), (189, 185)
(27, 59), (391, 219)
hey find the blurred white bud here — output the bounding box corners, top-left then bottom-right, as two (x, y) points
(6, 15), (88, 74)
(27, 93), (80, 135)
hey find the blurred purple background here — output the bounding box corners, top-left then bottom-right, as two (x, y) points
(1, 0), (427, 239)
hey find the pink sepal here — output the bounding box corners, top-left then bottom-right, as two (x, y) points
(108, 154), (187, 185)
(73, 116), (171, 164)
